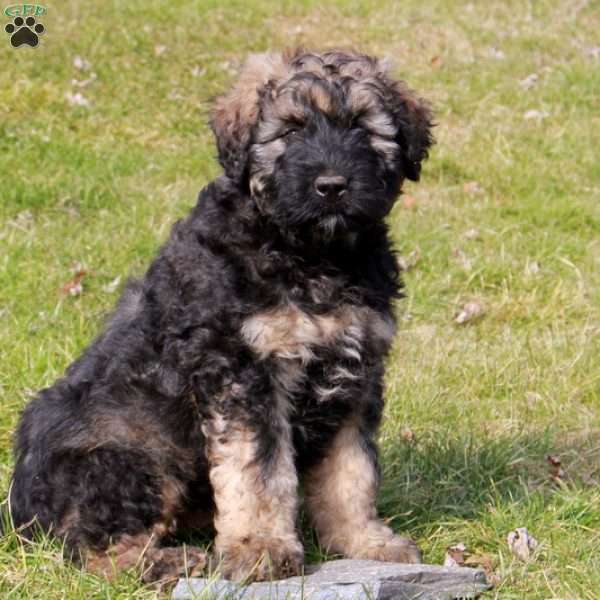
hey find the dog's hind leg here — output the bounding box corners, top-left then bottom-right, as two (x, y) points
(12, 444), (207, 582)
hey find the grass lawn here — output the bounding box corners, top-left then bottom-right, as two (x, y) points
(1, 0), (599, 597)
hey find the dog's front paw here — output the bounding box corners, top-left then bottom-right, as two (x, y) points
(216, 535), (304, 582)
(360, 534), (422, 564)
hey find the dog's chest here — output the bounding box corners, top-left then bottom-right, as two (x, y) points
(240, 301), (395, 401)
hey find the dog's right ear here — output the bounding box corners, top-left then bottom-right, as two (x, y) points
(210, 53), (288, 186)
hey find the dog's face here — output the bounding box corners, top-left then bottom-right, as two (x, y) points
(211, 50), (433, 237)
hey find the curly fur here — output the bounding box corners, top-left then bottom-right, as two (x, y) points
(8, 49), (433, 582)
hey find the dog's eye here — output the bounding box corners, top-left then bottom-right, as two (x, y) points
(282, 128), (299, 139)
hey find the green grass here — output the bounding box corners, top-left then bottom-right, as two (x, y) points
(1, 0), (599, 597)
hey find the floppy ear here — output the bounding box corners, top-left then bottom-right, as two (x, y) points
(387, 81), (434, 181)
(210, 53), (288, 185)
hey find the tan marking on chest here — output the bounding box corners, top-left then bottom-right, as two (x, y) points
(241, 304), (395, 362)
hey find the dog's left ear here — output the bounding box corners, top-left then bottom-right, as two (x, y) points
(386, 80), (434, 182)
(210, 53), (288, 186)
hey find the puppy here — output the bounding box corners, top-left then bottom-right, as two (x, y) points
(9, 49), (433, 582)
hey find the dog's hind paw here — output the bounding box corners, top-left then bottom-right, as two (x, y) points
(141, 545), (207, 583)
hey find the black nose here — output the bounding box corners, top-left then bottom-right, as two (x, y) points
(314, 175), (348, 198)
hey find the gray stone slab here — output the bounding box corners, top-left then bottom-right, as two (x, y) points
(172, 559), (492, 600)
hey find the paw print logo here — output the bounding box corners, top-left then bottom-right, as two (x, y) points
(5, 16), (45, 48)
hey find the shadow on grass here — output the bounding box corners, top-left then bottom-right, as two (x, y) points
(376, 430), (558, 532)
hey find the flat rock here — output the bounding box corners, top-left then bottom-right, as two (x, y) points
(172, 559), (492, 599)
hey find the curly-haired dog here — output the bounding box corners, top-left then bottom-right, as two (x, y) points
(9, 49), (433, 582)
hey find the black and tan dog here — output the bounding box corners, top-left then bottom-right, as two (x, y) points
(9, 49), (433, 582)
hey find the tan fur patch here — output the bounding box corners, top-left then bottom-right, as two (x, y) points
(85, 533), (157, 578)
(242, 304), (351, 362)
(203, 409), (301, 579)
(241, 304), (395, 362)
(85, 533), (206, 582)
(154, 478), (184, 537)
(304, 422), (418, 562)
(204, 413), (298, 541)
(211, 52), (291, 150)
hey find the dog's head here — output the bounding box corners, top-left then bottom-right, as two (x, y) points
(211, 49), (433, 237)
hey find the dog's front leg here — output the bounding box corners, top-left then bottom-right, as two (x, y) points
(204, 394), (303, 581)
(304, 420), (422, 564)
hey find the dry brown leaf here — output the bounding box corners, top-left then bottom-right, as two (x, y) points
(444, 542), (467, 567)
(61, 269), (87, 297)
(430, 55), (443, 68)
(547, 454), (567, 485)
(507, 527), (538, 561)
(454, 301), (485, 324)
(400, 428), (416, 444)
(463, 181), (482, 195)
(402, 194), (417, 209)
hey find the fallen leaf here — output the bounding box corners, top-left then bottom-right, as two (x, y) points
(430, 55), (443, 68)
(507, 527), (538, 561)
(454, 301), (485, 324)
(73, 55), (91, 71)
(396, 249), (420, 272)
(547, 454), (567, 485)
(463, 227), (481, 240)
(524, 109), (549, 121)
(519, 73), (539, 90)
(62, 269), (87, 297)
(452, 248), (473, 271)
(463, 181), (482, 195)
(65, 92), (90, 107)
(402, 194), (417, 209)
(101, 276), (122, 294)
(400, 428), (416, 443)
(444, 543), (467, 567)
